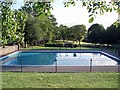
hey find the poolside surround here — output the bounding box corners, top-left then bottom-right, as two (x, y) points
(1, 50), (120, 72)
(0, 45), (19, 57)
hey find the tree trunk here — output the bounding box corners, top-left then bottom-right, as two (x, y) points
(78, 39), (81, 48)
(18, 44), (20, 50)
(24, 42), (27, 48)
(73, 40), (74, 43)
(62, 38), (65, 43)
(49, 32), (53, 43)
(3, 45), (5, 48)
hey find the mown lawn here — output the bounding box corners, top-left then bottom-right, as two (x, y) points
(20, 46), (100, 50)
(2, 72), (118, 88)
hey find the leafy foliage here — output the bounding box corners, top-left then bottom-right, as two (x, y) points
(105, 23), (120, 44)
(71, 24), (87, 46)
(58, 25), (69, 42)
(24, 14), (53, 46)
(54, 24), (87, 46)
(87, 23), (120, 45)
(87, 23), (105, 44)
(1, 0), (120, 48)
(0, 1), (26, 47)
(63, 0), (119, 23)
(21, 2), (52, 17)
(1, 1), (53, 47)
(0, 1), (25, 46)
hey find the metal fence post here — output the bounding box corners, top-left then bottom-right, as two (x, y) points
(90, 58), (92, 72)
(21, 59), (22, 73)
(55, 58), (57, 72)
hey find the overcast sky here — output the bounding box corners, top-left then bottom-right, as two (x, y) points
(13, 0), (118, 29)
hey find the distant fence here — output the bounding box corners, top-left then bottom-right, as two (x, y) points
(0, 45), (19, 56)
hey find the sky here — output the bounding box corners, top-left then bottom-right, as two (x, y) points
(13, 0), (118, 29)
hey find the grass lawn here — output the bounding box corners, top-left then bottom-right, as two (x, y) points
(20, 46), (100, 50)
(2, 72), (119, 88)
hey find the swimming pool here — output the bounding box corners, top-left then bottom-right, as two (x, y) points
(1, 50), (120, 72)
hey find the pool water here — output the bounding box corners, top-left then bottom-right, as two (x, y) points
(1, 51), (119, 66)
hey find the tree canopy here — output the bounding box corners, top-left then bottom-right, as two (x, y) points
(87, 23), (105, 44)
(1, 1), (26, 47)
(1, 0), (120, 48)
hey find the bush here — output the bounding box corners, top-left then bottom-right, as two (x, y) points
(64, 43), (78, 48)
(44, 44), (63, 47)
(45, 43), (78, 48)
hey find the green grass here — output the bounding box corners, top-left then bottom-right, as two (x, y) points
(2, 72), (118, 88)
(20, 46), (100, 50)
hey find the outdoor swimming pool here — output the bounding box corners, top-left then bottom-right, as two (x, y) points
(1, 50), (120, 72)
(1, 51), (119, 66)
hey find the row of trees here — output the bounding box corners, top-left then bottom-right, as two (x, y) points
(87, 23), (120, 45)
(25, 18), (120, 47)
(0, 1), (53, 47)
(54, 25), (87, 46)
(19, 2), (87, 47)
(24, 17), (87, 47)
(1, 1), (120, 48)
(20, 2), (57, 47)
(24, 14), (56, 46)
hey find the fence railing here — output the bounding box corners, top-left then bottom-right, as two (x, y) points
(2, 57), (119, 72)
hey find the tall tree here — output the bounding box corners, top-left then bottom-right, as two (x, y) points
(21, 2), (55, 45)
(24, 14), (53, 46)
(59, 25), (69, 43)
(87, 23), (105, 44)
(105, 23), (120, 45)
(48, 15), (57, 43)
(71, 24), (87, 46)
(1, 1), (26, 47)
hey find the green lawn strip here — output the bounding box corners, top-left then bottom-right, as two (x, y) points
(20, 46), (100, 50)
(2, 72), (118, 88)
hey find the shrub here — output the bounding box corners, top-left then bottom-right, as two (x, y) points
(44, 44), (63, 47)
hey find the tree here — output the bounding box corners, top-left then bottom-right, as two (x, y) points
(66, 0), (120, 56)
(48, 15), (58, 43)
(1, 1), (26, 47)
(87, 23), (105, 44)
(1, 1), (13, 47)
(21, 2), (52, 17)
(12, 10), (26, 45)
(71, 24), (87, 46)
(52, 26), (60, 40)
(66, 26), (75, 42)
(21, 2), (57, 45)
(24, 14), (53, 46)
(105, 23), (120, 45)
(58, 25), (69, 43)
